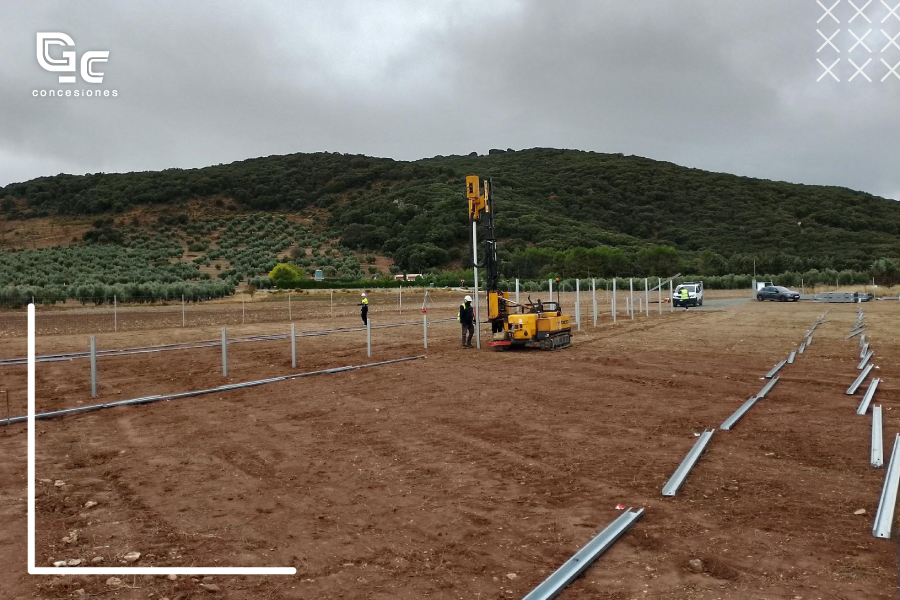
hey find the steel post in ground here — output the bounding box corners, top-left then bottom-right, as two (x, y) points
(90, 336), (97, 398)
(241, 293), (245, 324)
(658, 277), (662, 315)
(367, 318), (372, 357)
(612, 279), (617, 324)
(576, 279), (581, 331)
(399, 285), (402, 315)
(669, 280), (673, 312)
(423, 313), (428, 349)
(645, 277), (649, 316)
(114, 295), (117, 332)
(549, 278), (553, 298)
(592, 278), (598, 327)
(629, 278), (634, 320)
(221, 327), (228, 377)
(330, 290), (333, 319)
(288, 292), (292, 321)
(290, 324), (297, 368)
(516, 278), (520, 304)
(182, 295), (185, 327)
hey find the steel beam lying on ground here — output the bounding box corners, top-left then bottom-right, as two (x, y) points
(857, 351), (874, 370)
(857, 379), (880, 416)
(520, 508), (644, 600)
(872, 406), (884, 468)
(4, 355), (426, 425)
(873, 434), (900, 539)
(860, 342), (869, 359)
(847, 364), (874, 395)
(757, 377), (780, 399)
(765, 360), (787, 379)
(720, 397), (760, 431)
(846, 329), (865, 339)
(787, 351), (796, 365)
(798, 342), (806, 355)
(662, 430), (715, 496)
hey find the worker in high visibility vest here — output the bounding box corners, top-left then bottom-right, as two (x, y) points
(458, 295), (475, 348)
(358, 292), (369, 324)
(679, 286), (689, 310)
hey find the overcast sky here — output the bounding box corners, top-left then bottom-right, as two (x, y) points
(2, 0), (899, 198)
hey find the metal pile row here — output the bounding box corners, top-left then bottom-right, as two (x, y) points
(661, 312), (828, 497)
(844, 310), (899, 540)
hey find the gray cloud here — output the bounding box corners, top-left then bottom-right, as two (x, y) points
(1, 0), (899, 198)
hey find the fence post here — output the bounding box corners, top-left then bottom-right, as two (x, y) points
(592, 278), (597, 327)
(629, 278), (634, 320)
(549, 278), (553, 298)
(90, 336), (97, 398)
(114, 295), (117, 332)
(291, 323), (297, 368)
(288, 292), (292, 322)
(423, 312), (428, 349)
(367, 318), (372, 357)
(515, 279), (520, 304)
(221, 327), (228, 377)
(241, 293), (245, 324)
(182, 295), (185, 327)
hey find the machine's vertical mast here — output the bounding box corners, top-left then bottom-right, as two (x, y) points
(466, 176), (487, 350)
(472, 220), (480, 349)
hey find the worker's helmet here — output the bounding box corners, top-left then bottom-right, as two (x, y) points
(361, 292), (366, 297)
(464, 295), (472, 302)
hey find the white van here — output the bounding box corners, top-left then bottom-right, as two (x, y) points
(673, 282), (704, 308)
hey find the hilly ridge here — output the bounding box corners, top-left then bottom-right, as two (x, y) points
(1, 148), (899, 276)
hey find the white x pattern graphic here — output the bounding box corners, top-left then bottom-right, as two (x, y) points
(818, 58), (842, 80)
(849, 28), (873, 51)
(881, 57), (900, 79)
(818, 28), (842, 51)
(849, 0), (873, 22)
(882, 0), (900, 22)
(818, 0), (842, 23)
(849, 57), (873, 79)
(882, 29), (900, 50)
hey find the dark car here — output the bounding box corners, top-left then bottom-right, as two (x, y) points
(757, 286), (801, 302)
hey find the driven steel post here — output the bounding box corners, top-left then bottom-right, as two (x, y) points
(515, 278), (520, 304)
(423, 312), (428, 349)
(221, 327), (228, 377)
(290, 324), (297, 368)
(669, 280), (673, 312)
(288, 292), (292, 321)
(241, 293), (245, 324)
(549, 278), (553, 298)
(644, 278), (649, 316)
(90, 336), (97, 398)
(367, 317), (372, 357)
(182, 295), (186, 327)
(612, 279), (617, 324)
(629, 278), (634, 320)
(658, 277), (662, 315)
(592, 278), (597, 327)
(114, 295), (117, 332)
(575, 279), (581, 331)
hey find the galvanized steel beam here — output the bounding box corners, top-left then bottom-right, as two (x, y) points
(765, 360), (787, 379)
(720, 397), (760, 431)
(798, 342), (806, 355)
(846, 329), (865, 339)
(860, 342), (869, 359)
(872, 406), (883, 468)
(787, 351), (796, 365)
(757, 377), (780, 399)
(847, 364), (874, 395)
(857, 379), (880, 416)
(857, 351), (874, 370)
(520, 508), (644, 600)
(662, 430), (715, 496)
(873, 433), (900, 538)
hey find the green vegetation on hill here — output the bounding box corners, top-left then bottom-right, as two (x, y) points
(1, 148), (899, 300)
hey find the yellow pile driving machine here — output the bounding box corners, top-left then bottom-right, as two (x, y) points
(466, 175), (572, 350)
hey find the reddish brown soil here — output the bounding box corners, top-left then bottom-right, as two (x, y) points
(0, 300), (897, 599)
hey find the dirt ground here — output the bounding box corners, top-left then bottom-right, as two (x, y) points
(0, 298), (897, 599)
